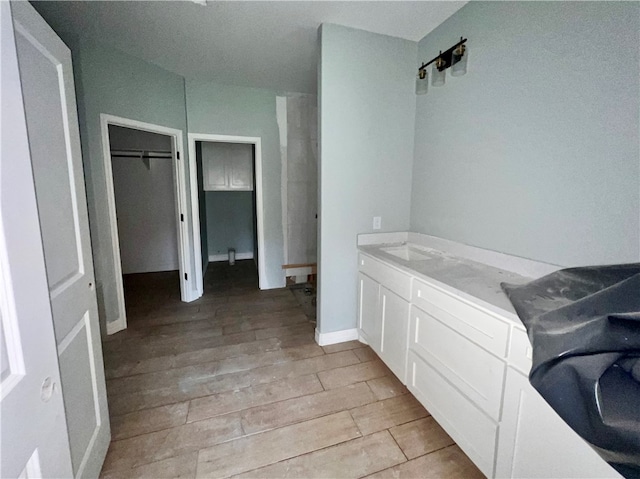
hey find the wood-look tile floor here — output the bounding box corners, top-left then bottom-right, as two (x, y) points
(100, 261), (484, 479)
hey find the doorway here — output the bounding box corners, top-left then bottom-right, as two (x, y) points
(195, 141), (259, 281)
(100, 115), (190, 334)
(188, 134), (267, 293)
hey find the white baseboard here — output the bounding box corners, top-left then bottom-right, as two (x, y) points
(209, 252), (254, 262)
(106, 317), (126, 335)
(314, 328), (359, 346)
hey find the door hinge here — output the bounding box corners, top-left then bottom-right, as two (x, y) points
(180, 214), (184, 222)
(177, 151), (180, 160)
(184, 273), (188, 281)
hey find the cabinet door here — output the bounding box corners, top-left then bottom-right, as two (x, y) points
(380, 287), (409, 382)
(496, 367), (621, 479)
(228, 155), (253, 190)
(358, 273), (381, 352)
(203, 156), (228, 190)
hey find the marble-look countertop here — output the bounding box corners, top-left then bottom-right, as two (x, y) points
(358, 236), (559, 326)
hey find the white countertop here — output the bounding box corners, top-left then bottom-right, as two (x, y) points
(357, 232), (561, 326)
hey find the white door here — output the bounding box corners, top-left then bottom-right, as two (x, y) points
(12, 2), (111, 478)
(0, 2), (72, 477)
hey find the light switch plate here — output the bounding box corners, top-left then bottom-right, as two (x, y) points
(373, 216), (381, 230)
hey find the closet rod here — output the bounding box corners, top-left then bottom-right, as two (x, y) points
(111, 154), (172, 159)
(110, 149), (172, 160)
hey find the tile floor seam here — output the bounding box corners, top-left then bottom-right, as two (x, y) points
(104, 337), (313, 379)
(387, 426), (411, 462)
(237, 405), (371, 439)
(105, 414), (243, 448)
(106, 349), (322, 389)
(221, 433), (372, 479)
(416, 443), (458, 458)
(106, 350), (350, 404)
(109, 413), (191, 442)
(347, 409), (365, 438)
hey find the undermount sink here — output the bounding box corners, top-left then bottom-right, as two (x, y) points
(380, 244), (431, 262)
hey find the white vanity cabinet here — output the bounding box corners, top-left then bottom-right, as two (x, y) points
(496, 329), (622, 479)
(357, 253), (410, 381)
(203, 151), (253, 191)
(356, 245), (621, 479)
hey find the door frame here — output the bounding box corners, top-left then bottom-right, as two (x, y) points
(100, 114), (190, 334)
(188, 133), (266, 293)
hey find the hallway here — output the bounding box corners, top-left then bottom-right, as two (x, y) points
(100, 261), (482, 478)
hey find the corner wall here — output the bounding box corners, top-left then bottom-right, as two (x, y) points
(318, 24), (417, 335)
(411, 2), (640, 266)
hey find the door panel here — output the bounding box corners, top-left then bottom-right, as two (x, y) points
(0, 2), (73, 477)
(58, 316), (99, 473)
(14, 32), (83, 293)
(12, 2), (110, 478)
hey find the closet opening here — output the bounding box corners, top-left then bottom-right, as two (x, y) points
(100, 114), (190, 334)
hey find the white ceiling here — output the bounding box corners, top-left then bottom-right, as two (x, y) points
(33, 1), (466, 94)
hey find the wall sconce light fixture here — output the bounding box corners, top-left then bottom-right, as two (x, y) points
(416, 37), (468, 95)
(415, 68), (429, 95)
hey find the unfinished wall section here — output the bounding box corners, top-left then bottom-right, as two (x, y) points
(278, 93), (318, 275)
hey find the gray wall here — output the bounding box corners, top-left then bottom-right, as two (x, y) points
(411, 2), (640, 266)
(206, 192), (255, 258)
(318, 24), (417, 334)
(185, 79), (285, 288)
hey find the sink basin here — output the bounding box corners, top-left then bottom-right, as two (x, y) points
(380, 245), (431, 262)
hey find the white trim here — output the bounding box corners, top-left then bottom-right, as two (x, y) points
(208, 252), (254, 262)
(314, 328), (360, 346)
(100, 114), (193, 335)
(188, 133), (268, 291)
(106, 319), (125, 335)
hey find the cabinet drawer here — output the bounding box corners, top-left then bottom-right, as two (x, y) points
(508, 327), (533, 376)
(409, 306), (505, 420)
(359, 253), (411, 300)
(407, 350), (497, 478)
(412, 278), (509, 357)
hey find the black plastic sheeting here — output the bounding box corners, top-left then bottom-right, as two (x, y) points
(501, 264), (640, 479)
